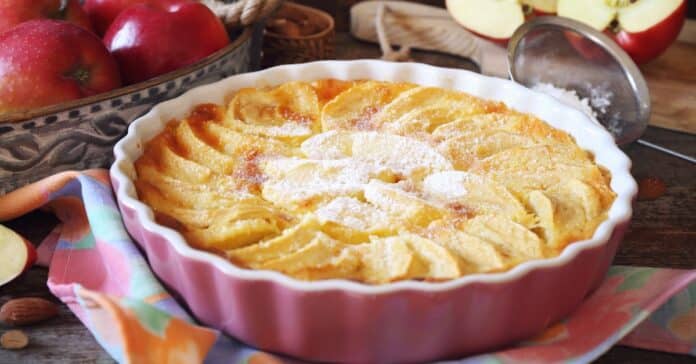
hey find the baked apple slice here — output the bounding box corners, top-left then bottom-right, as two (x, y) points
(423, 171), (535, 227)
(424, 220), (509, 273)
(401, 234), (461, 280)
(364, 181), (444, 227)
(356, 237), (414, 284)
(463, 215), (544, 261)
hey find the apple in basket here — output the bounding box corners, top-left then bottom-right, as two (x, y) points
(83, 0), (178, 35)
(0, 0), (93, 34)
(557, 0), (686, 63)
(0, 20), (121, 114)
(0, 225), (36, 287)
(103, 0), (230, 85)
(446, 0), (557, 44)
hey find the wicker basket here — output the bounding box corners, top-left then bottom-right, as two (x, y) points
(0, 27), (264, 195)
(262, 2), (335, 67)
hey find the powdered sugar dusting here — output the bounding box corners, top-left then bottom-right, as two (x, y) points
(269, 131), (458, 212)
(301, 131), (453, 178)
(261, 159), (375, 205)
(531, 82), (626, 138)
(423, 171), (470, 200)
(316, 197), (389, 231)
(587, 83), (613, 115)
(532, 83), (601, 122)
(267, 122), (313, 137)
(352, 132), (452, 177)
(301, 130), (351, 159)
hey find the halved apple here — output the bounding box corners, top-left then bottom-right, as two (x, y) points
(446, 0), (557, 44)
(0, 224), (36, 287)
(557, 0), (686, 63)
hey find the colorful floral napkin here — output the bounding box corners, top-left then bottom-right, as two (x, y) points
(0, 170), (694, 364)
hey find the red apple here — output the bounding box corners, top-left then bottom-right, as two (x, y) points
(83, 0), (177, 36)
(557, 0), (686, 63)
(83, 0), (143, 35)
(0, 0), (93, 34)
(0, 20), (121, 114)
(103, 1), (229, 85)
(0, 224), (36, 287)
(564, 30), (614, 64)
(446, 0), (557, 44)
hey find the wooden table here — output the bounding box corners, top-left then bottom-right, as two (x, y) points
(2, 6), (695, 364)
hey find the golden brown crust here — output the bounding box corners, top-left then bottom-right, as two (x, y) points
(134, 79), (616, 284)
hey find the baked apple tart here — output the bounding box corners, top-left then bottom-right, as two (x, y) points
(133, 80), (616, 284)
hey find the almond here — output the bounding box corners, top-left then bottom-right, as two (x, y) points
(1, 330), (29, 350)
(0, 297), (58, 326)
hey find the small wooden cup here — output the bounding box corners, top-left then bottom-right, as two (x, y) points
(262, 2), (335, 67)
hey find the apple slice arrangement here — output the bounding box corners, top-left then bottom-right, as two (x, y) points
(446, 0), (686, 63)
(0, 0), (230, 114)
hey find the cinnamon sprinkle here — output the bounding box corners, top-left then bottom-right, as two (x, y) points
(279, 105), (313, 125)
(446, 202), (477, 219)
(349, 106), (379, 130)
(234, 149), (266, 193)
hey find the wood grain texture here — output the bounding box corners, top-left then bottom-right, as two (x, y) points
(677, 18), (696, 44)
(642, 39), (696, 134)
(1, 3), (694, 363)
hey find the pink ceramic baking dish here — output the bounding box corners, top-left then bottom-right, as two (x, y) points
(110, 60), (637, 363)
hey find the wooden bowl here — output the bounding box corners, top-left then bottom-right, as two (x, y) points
(262, 2), (335, 67)
(0, 27), (261, 195)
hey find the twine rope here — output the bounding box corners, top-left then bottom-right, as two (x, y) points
(201, 0), (282, 27)
(373, 3), (486, 66)
(375, 3), (412, 62)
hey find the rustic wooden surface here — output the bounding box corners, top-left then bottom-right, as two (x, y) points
(642, 39), (696, 134)
(2, 1), (695, 363)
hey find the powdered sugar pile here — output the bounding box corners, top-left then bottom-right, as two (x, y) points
(300, 130), (453, 178)
(531, 82), (613, 126)
(588, 84), (612, 115)
(532, 83), (598, 120)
